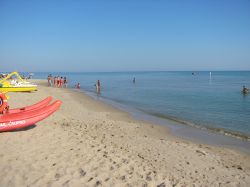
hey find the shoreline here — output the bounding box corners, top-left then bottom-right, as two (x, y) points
(35, 79), (250, 153)
(1, 79), (250, 186)
(76, 85), (250, 155)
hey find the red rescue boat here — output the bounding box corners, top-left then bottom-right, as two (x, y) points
(0, 100), (62, 132)
(8, 96), (53, 114)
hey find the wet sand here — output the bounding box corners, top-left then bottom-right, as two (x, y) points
(0, 80), (250, 186)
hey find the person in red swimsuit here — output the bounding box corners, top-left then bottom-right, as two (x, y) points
(57, 76), (60, 87)
(59, 77), (63, 88)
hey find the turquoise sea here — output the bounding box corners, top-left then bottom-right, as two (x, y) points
(33, 71), (250, 140)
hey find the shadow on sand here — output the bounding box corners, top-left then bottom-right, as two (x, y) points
(0, 124), (37, 133)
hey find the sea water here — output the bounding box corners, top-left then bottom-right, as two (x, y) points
(33, 71), (250, 139)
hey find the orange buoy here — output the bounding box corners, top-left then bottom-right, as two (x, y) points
(0, 93), (8, 114)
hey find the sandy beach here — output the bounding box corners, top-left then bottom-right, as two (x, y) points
(0, 80), (250, 187)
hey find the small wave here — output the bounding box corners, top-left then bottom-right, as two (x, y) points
(145, 112), (250, 141)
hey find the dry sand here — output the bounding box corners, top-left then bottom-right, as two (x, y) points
(0, 80), (250, 187)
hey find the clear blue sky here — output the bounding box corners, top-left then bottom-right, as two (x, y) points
(0, 0), (250, 72)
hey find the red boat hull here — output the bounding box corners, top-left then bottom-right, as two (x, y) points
(8, 96), (53, 114)
(0, 100), (62, 132)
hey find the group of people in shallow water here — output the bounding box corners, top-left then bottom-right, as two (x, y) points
(47, 75), (102, 93)
(47, 76), (138, 93)
(47, 74), (68, 88)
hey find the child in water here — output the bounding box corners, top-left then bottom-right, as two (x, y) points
(76, 83), (80, 89)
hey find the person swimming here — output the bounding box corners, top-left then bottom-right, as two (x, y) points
(242, 85), (249, 95)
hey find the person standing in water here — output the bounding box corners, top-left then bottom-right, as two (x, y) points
(133, 77), (136, 84)
(96, 80), (101, 93)
(63, 77), (68, 88)
(57, 76), (60, 87)
(47, 75), (52, 87)
(53, 76), (57, 87)
(59, 77), (63, 88)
